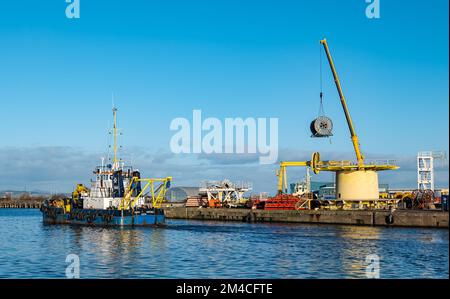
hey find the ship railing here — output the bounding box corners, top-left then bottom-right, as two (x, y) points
(323, 159), (397, 167)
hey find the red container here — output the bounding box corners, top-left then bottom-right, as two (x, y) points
(264, 194), (299, 210)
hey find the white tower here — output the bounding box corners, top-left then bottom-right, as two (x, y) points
(417, 151), (447, 191)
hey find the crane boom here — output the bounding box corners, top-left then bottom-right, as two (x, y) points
(320, 39), (364, 167)
(274, 39), (398, 195)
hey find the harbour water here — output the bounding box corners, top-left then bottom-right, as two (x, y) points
(0, 209), (448, 279)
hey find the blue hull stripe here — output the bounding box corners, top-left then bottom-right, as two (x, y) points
(41, 208), (165, 227)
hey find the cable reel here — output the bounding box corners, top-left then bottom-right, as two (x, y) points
(311, 46), (333, 138)
(310, 115), (333, 138)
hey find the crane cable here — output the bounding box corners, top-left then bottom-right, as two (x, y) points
(318, 44), (325, 118)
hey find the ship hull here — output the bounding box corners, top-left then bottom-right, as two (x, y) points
(40, 207), (165, 227)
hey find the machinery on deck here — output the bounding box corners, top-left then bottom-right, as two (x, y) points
(269, 39), (399, 210)
(394, 189), (440, 210)
(71, 184), (89, 209)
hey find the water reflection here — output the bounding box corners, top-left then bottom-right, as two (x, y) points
(0, 210), (448, 278)
(334, 226), (383, 278)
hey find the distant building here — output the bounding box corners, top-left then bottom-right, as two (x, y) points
(290, 181), (335, 199)
(290, 181), (390, 200)
(165, 187), (200, 203)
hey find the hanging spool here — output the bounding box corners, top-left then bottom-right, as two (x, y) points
(311, 47), (333, 138)
(310, 116), (333, 138)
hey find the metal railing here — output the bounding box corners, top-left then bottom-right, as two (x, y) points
(322, 159), (397, 167)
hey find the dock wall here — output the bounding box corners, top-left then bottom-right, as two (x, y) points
(164, 207), (449, 228)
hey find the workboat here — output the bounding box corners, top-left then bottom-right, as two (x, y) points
(40, 107), (172, 226)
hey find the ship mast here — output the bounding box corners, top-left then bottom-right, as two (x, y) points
(112, 106), (119, 170)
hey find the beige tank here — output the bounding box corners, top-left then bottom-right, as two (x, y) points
(335, 170), (379, 200)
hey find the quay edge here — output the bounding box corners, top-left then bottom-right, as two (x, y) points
(164, 207), (449, 228)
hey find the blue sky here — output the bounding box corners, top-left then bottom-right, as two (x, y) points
(0, 0), (448, 193)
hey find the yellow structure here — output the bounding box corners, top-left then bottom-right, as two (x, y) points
(72, 184), (89, 200)
(118, 176), (172, 210)
(335, 170), (378, 200)
(277, 39), (398, 203)
(69, 183), (89, 212)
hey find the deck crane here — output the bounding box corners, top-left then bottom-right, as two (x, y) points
(276, 39), (398, 206)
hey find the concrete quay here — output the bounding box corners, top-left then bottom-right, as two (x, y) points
(164, 207), (449, 228)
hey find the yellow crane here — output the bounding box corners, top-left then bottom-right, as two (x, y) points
(320, 39), (364, 167)
(277, 39), (398, 202)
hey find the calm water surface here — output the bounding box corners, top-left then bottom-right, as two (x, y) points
(0, 209), (448, 278)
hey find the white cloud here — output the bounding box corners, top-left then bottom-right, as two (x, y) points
(0, 146), (448, 194)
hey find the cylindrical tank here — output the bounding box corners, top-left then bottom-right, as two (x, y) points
(335, 170), (379, 200)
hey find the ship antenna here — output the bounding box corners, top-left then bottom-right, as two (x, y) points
(113, 105), (118, 169)
(112, 91), (119, 170)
